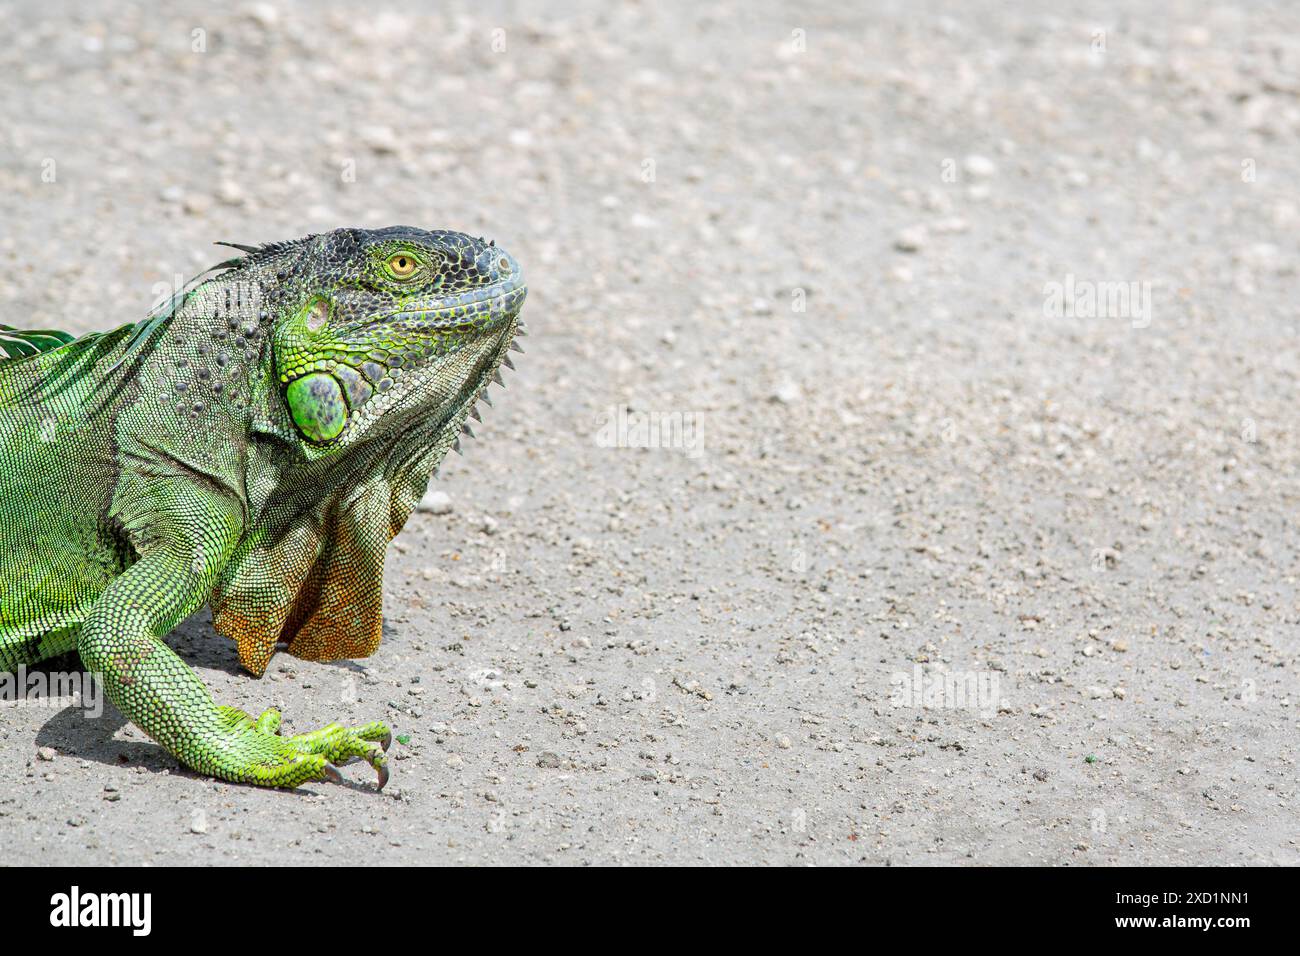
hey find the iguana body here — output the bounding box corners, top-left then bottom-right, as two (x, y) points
(0, 226), (526, 788)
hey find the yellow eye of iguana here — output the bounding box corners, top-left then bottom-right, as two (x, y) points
(387, 253), (418, 279)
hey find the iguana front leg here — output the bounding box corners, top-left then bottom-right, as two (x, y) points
(78, 485), (389, 789)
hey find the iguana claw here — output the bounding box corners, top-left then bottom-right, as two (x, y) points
(279, 715), (391, 790)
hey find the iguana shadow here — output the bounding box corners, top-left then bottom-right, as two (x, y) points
(25, 651), (174, 778)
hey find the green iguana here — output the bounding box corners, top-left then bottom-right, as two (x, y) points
(0, 226), (527, 789)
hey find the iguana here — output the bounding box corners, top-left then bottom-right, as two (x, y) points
(0, 226), (526, 789)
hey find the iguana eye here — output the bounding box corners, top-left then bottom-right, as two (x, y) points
(386, 253), (418, 279)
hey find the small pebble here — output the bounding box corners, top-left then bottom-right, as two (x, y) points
(963, 154), (997, 177)
(418, 490), (453, 515)
(893, 226), (927, 252)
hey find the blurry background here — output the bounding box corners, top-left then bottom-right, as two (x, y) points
(1, 0), (1296, 864)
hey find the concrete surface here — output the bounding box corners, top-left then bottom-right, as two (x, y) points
(0, 0), (1297, 864)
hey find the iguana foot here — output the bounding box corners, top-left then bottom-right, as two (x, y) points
(211, 706), (391, 790)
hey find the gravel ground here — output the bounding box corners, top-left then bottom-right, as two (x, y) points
(1, 0), (1297, 865)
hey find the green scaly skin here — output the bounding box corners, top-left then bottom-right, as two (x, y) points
(0, 226), (528, 789)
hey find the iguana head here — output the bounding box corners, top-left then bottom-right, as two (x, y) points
(256, 226), (525, 453)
